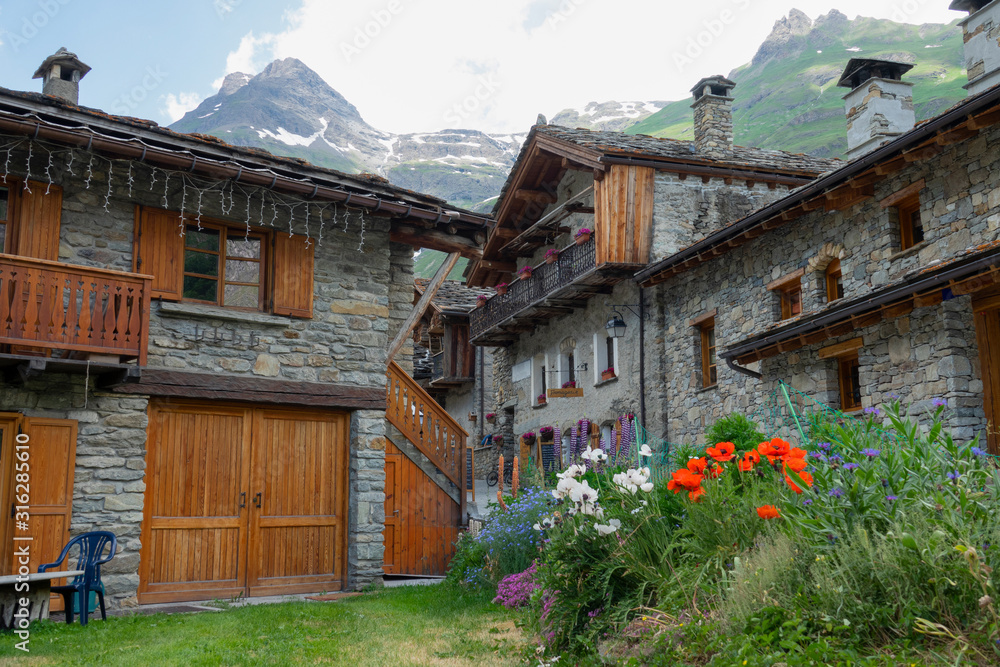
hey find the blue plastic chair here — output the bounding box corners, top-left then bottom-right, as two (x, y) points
(38, 531), (117, 625)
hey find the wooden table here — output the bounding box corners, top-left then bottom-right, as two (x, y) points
(0, 570), (83, 629)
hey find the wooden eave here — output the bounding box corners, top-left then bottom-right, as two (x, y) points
(636, 90), (1000, 288)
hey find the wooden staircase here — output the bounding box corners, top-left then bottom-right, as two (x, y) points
(385, 360), (468, 522)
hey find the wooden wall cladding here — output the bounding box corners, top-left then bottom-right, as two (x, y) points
(594, 164), (654, 267)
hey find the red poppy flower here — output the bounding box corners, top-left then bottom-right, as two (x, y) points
(668, 468), (704, 493)
(706, 441), (735, 463)
(686, 457), (708, 474)
(783, 457), (808, 473)
(705, 463), (724, 479)
(785, 447), (808, 461)
(756, 505), (780, 519)
(784, 469), (814, 493)
(688, 486), (706, 502)
(738, 450), (759, 472)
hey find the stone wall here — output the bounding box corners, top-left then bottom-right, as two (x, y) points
(0, 376), (148, 608)
(348, 409), (389, 589)
(652, 120), (1000, 444)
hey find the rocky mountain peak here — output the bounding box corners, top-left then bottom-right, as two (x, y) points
(218, 72), (251, 96)
(753, 8), (815, 65)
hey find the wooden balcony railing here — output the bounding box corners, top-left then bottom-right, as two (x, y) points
(470, 234), (596, 340)
(386, 360), (467, 518)
(0, 255), (153, 364)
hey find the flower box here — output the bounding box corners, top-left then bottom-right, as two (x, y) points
(601, 368), (616, 382)
(562, 381), (576, 389)
(495, 282), (508, 296)
(536, 394), (547, 406)
(575, 228), (592, 245)
(518, 266), (533, 280)
(476, 295), (489, 308)
(544, 249), (558, 264)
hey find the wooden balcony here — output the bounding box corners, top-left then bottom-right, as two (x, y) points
(469, 235), (632, 345)
(0, 255), (152, 366)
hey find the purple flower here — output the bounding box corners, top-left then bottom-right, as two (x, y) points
(864, 407), (880, 416)
(971, 446), (987, 457)
(947, 470), (960, 482)
(802, 498), (813, 506)
(818, 442), (832, 451)
(829, 487), (845, 498)
(809, 451), (825, 460)
(844, 463), (860, 471)
(829, 454), (843, 463)
(886, 495), (898, 503)
(932, 397), (947, 407)
(861, 448), (881, 459)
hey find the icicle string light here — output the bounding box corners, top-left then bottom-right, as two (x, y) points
(357, 207), (366, 251)
(23, 143), (32, 192)
(103, 161), (113, 212)
(149, 166), (157, 191)
(126, 162), (134, 198)
(84, 154), (94, 189)
(194, 185), (203, 230)
(178, 177), (187, 236)
(162, 170), (169, 207)
(43, 147), (53, 195)
(270, 201), (278, 228)
(2, 146), (11, 183)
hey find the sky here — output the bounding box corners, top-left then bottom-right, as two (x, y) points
(0, 0), (965, 134)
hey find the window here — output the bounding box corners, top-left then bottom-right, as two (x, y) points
(897, 195), (923, 251)
(839, 353), (862, 412)
(566, 352), (575, 385)
(0, 187), (8, 254)
(826, 258), (844, 302)
(700, 320), (717, 387)
(183, 224), (265, 309)
(606, 337), (615, 372)
(593, 332), (618, 383)
(779, 283), (802, 320)
(532, 353), (548, 406)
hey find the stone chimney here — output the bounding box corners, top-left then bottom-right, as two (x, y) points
(691, 76), (735, 159)
(950, 0), (1000, 95)
(837, 58), (915, 160)
(32, 47), (90, 105)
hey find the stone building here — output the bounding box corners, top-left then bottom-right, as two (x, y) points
(467, 77), (839, 456)
(0, 52), (486, 608)
(470, 0), (1000, 457)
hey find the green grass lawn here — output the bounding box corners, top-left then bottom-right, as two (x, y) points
(0, 585), (523, 666)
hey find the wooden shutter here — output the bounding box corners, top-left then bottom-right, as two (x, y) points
(136, 207), (184, 300)
(17, 181), (63, 260)
(273, 233), (314, 318)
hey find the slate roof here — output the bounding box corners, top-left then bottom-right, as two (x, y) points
(415, 279), (494, 315)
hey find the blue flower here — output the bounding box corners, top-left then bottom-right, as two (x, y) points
(932, 397), (947, 407)
(861, 448), (881, 459)
(863, 407), (880, 416)
(829, 454), (843, 463)
(886, 495), (898, 503)
(971, 446), (987, 457)
(802, 498), (813, 507)
(809, 451), (825, 460)
(817, 442), (832, 451)
(844, 463), (860, 471)
(829, 487), (844, 498)
(947, 470), (960, 482)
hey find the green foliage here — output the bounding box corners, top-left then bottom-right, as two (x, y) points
(705, 413), (766, 452)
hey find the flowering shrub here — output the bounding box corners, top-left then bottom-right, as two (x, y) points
(494, 562), (540, 609)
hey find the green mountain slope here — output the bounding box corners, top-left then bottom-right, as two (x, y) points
(414, 250), (469, 280)
(627, 10), (966, 157)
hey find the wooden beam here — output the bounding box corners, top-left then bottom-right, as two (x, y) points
(513, 188), (558, 204)
(389, 225), (483, 259)
(968, 107), (1000, 130)
(475, 259), (517, 273)
(386, 252), (460, 364)
(880, 179), (926, 208)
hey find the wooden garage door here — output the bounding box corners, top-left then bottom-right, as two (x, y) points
(139, 401), (348, 604)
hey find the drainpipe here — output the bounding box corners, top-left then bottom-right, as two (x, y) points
(478, 347), (485, 441)
(726, 357), (762, 380)
(638, 285), (647, 429)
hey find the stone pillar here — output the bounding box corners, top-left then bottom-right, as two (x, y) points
(690, 76), (736, 159)
(347, 409), (386, 589)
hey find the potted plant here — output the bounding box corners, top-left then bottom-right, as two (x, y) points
(575, 227), (592, 245)
(522, 430), (536, 446)
(485, 412), (497, 424)
(495, 281), (508, 296)
(601, 366), (616, 381)
(544, 249), (559, 264)
(539, 426), (554, 443)
(536, 393), (547, 406)
(476, 295), (489, 308)
(518, 266), (533, 281)
(562, 380), (576, 389)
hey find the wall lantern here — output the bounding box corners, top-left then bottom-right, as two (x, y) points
(605, 311), (627, 339)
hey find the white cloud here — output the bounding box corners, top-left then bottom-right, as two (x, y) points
(212, 0), (963, 134)
(161, 92), (204, 122)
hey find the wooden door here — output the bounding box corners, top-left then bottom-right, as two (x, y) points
(382, 449), (402, 574)
(139, 403), (252, 604)
(0, 416), (77, 611)
(247, 409), (347, 596)
(383, 441), (460, 576)
(973, 290), (1000, 455)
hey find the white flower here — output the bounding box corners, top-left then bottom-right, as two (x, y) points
(641, 500), (648, 506)
(591, 450), (608, 463)
(640, 482), (654, 493)
(570, 479), (598, 505)
(557, 464), (586, 480)
(639, 444), (652, 458)
(594, 519), (621, 536)
(580, 449), (593, 461)
(533, 523), (542, 531)
(553, 476), (581, 500)
(630, 507), (643, 515)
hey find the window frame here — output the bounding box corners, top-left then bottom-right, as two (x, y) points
(700, 319), (718, 388)
(838, 353), (862, 412)
(779, 283), (803, 320)
(825, 258), (844, 303)
(897, 195), (923, 251)
(181, 221), (268, 312)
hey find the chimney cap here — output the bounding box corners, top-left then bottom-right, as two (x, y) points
(949, 0), (993, 13)
(690, 75), (736, 99)
(837, 58), (913, 89)
(32, 47), (91, 80)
